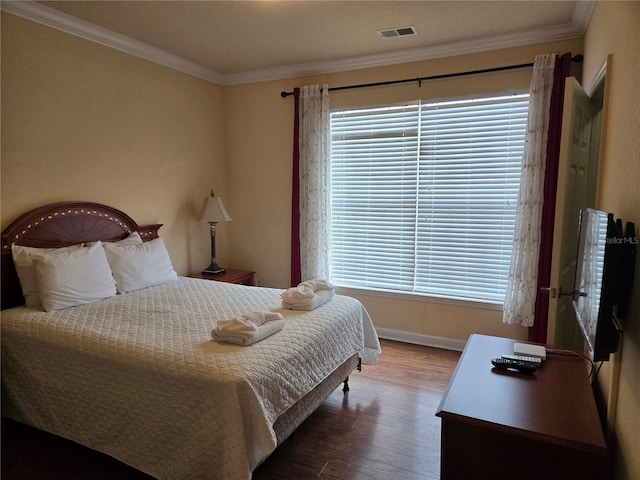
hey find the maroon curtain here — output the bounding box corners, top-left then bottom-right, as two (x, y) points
(529, 53), (573, 343)
(290, 88), (302, 286)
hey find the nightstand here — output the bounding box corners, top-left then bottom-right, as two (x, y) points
(190, 268), (256, 286)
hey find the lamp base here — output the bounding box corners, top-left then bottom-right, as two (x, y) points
(202, 263), (225, 275)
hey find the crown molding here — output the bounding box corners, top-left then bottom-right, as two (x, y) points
(572, 0), (597, 32)
(2, 0), (591, 87)
(223, 22), (583, 85)
(1, 1), (226, 85)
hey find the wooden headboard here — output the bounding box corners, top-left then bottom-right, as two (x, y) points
(1, 201), (162, 310)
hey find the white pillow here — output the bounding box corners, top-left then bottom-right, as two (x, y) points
(85, 231), (143, 248)
(31, 242), (117, 312)
(12, 243), (84, 309)
(103, 237), (178, 293)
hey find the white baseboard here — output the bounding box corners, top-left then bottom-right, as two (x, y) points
(376, 327), (467, 352)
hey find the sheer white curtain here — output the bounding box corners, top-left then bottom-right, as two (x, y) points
(298, 84), (331, 281)
(503, 54), (558, 326)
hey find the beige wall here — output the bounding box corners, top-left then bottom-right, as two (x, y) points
(582, 2), (640, 479)
(224, 39), (582, 346)
(1, 13), (227, 275)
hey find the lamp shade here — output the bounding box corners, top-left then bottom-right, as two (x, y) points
(197, 196), (232, 223)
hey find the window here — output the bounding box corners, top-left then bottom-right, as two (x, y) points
(330, 93), (529, 304)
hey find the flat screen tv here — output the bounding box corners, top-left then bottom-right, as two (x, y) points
(572, 208), (636, 362)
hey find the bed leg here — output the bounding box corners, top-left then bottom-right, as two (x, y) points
(343, 357), (362, 393)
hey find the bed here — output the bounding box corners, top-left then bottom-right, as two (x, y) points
(0, 201), (381, 480)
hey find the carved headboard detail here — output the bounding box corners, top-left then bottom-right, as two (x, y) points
(1, 201), (162, 310)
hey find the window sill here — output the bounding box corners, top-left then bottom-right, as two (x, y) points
(334, 285), (504, 312)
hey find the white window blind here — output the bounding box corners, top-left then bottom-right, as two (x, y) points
(330, 93), (529, 304)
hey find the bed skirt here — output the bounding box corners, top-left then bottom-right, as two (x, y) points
(272, 353), (359, 446)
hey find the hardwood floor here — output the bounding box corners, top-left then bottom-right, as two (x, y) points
(1, 339), (460, 480)
(253, 339), (460, 480)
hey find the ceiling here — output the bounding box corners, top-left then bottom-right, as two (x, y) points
(4, 1), (592, 85)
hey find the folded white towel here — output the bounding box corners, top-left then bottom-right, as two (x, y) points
(283, 289), (335, 310)
(281, 279), (335, 310)
(211, 311), (285, 345)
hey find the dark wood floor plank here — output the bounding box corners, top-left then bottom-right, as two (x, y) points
(2, 339), (460, 480)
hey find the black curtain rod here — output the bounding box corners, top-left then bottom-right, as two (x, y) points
(280, 55), (583, 98)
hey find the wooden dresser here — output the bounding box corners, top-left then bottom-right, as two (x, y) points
(436, 334), (608, 480)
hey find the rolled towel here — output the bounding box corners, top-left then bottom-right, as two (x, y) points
(281, 279), (335, 310)
(301, 279), (333, 292)
(283, 289), (335, 310)
(211, 311), (284, 345)
(282, 284), (315, 300)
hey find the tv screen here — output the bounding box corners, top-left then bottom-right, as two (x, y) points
(572, 209), (625, 362)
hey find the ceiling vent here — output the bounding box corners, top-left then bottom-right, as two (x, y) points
(377, 25), (418, 38)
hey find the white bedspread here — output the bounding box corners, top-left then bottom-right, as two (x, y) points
(1, 277), (381, 480)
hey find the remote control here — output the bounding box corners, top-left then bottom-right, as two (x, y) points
(502, 354), (542, 366)
(491, 357), (538, 374)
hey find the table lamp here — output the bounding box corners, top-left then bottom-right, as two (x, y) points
(197, 190), (232, 274)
